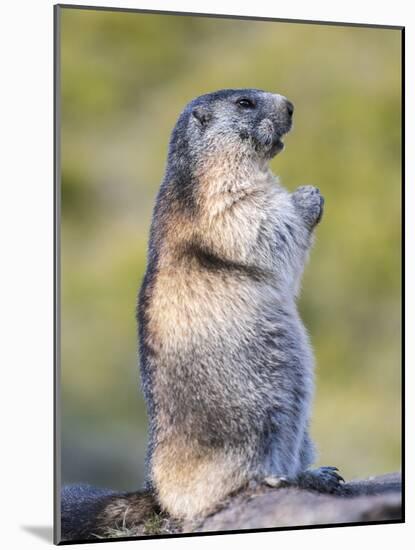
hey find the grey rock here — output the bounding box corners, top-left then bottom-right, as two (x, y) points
(186, 473), (402, 533)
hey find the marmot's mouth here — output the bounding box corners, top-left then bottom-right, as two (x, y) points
(272, 121), (292, 155)
(253, 118), (291, 158)
(271, 134), (286, 155)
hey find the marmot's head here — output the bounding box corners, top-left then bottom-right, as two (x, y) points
(163, 89), (293, 211)
(168, 89), (293, 169)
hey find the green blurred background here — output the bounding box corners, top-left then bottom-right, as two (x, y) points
(60, 8), (402, 491)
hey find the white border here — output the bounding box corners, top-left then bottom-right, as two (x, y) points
(1, 1), (411, 548)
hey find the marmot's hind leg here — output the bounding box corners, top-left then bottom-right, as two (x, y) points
(299, 431), (316, 471)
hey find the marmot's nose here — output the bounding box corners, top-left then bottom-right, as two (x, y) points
(285, 100), (294, 117)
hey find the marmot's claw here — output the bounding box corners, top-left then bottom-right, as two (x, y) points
(321, 466), (340, 474)
(322, 467), (344, 482)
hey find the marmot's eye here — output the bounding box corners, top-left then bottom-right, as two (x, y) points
(236, 98), (255, 109)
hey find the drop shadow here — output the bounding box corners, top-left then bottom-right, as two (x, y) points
(21, 525), (53, 543)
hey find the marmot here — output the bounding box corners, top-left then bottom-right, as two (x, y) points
(61, 89), (343, 541)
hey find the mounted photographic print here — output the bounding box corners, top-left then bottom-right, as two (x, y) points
(54, 4), (404, 544)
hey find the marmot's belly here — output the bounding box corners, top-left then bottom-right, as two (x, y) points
(150, 307), (313, 443)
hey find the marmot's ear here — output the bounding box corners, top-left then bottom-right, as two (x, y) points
(192, 106), (211, 127)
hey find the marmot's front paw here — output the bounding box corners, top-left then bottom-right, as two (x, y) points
(292, 185), (324, 228)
